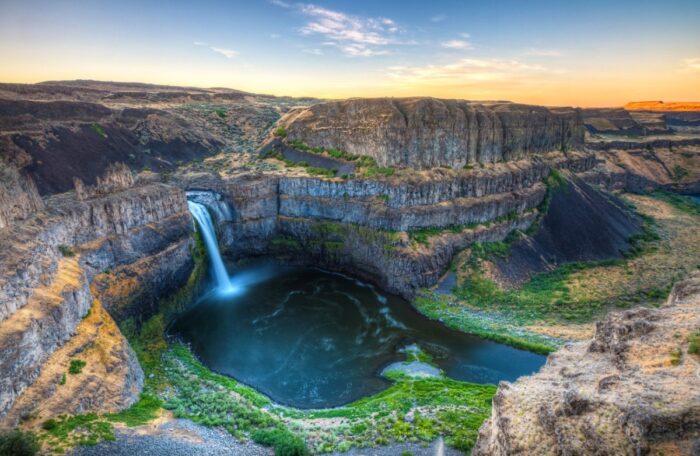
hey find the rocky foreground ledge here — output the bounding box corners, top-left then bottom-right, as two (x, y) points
(473, 271), (700, 455)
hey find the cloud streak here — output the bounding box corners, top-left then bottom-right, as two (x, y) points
(523, 48), (562, 57)
(441, 39), (472, 50)
(682, 57), (700, 71)
(194, 42), (238, 59)
(384, 58), (548, 86)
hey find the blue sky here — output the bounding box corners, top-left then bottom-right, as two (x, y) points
(1, 0), (699, 105)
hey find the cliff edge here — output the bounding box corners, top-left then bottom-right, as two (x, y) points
(473, 271), (700, 455)
(279, 98), (584, 168)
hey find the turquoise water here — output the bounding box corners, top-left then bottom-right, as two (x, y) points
(170, 263), (546, 408)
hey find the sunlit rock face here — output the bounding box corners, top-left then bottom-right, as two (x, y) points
(473, 272), (700, 456)
(0, 168), (193, 420)
(280, 98), (585, 168)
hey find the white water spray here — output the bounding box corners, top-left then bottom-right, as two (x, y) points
(188, 200), (232, 292)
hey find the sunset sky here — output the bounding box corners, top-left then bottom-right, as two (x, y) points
(1, 0), (699, 106)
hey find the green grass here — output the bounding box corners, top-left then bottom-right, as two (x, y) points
(68, 359), (86, 375)
(91, 123), (106, 138)
(40, 414), (115, 448)
(106, 394), (163, 426)
(407, 211), (520, 246)
(251, 429), (309, 456)
(213, 108), (227, 119)
(273, 126), (288, 137)
(651, 191), (700, 217)
(414, 293), (557, 354)
(58, 245), (76, 257)
(689, 329), (700, 355)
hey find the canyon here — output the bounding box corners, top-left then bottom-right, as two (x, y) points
(0, 81), (699, 455)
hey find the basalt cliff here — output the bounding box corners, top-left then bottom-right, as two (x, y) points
(278, 98), (584, 168)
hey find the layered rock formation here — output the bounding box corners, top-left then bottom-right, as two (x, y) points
(176, 150), (600, 298)
(0, 166), (193, 423)
(278, 98), (585, 168)
(473, 271), (700, 455)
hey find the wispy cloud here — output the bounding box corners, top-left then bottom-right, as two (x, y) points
(441, 39), (472, 50)
(270, 33), (281, 39)
(269, 0), (291, 8)
(682, 57), (700, 71)
(523, 48), (562, 57)
(430, 14), (447, 23)
(304, 48), (324, 55)
(384, 58), (547, 86)
(194, 42), (238, 59)
(287, 3), (401, 57)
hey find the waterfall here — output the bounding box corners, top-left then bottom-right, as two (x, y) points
(187, 200), (232, 291)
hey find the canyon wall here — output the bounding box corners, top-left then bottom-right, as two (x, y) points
(178, 151), (600, 298)
(473, 271), (700, 455)
(0, 169), (193, 423)
(279, 98), (585, 168)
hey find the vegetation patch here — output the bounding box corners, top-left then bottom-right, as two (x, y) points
(282, 140), (395, 179)
(651, 190), (700, 217)
(91, 123), (106, 138)
(688, 329), (700, 356)
(407, 211), (521, 246)
(68, 359), (86, 375)
(0, 429), (40, 456)
(414, 292), (558, 354)
(58, 245), (76, 258)
(39, 413), (115, 450)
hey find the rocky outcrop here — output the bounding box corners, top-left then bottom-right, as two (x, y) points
(74, 162), (134, 200)
(0, 159), (43, 229)
(582, 145), (700, 194)
(278, 98), (585, 168)
(0, 180), (193, 420)
(473, 271), (700, 456)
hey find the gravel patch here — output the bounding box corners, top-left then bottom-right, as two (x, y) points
(70, 419), (272, 456)
(329, 437), (465, 456)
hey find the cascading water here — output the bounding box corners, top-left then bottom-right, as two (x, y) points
(187, 200), (233, 292)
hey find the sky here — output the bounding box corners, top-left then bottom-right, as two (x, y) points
(1, 0), (699, 106)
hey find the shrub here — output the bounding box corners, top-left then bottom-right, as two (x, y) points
(251, 428), (310, 456)
(672, 165), (689, 181)
(58, 245), (76, 257)
(59, 373), (66, 385)
(0, 429), (40, 456)
(669, 347), (682, 366)
(68, 359), (86, 375)
(689, 329), (700, 355)
(273, 126), (288, 137)
(42, 419), (58, 431)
